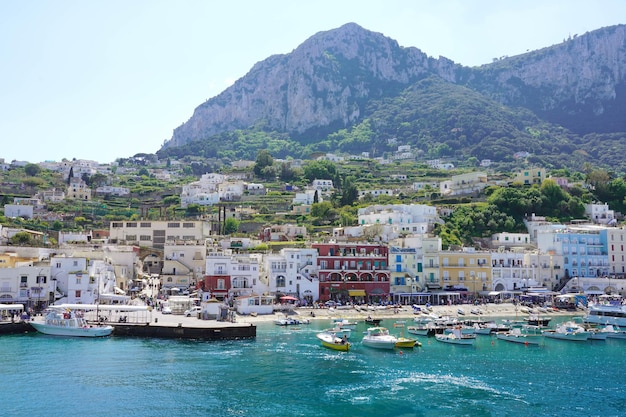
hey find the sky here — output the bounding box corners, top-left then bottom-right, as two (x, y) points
(1, 0), (624, 165)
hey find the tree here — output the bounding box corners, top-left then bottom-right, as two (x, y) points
(24, 163), (41, 176)
(339, 176), (359, 207)
(303, 160), (337, 182)
(10, 232), (33, 246)
(224, 217), (239, 235)
(254, 150), (274, 178)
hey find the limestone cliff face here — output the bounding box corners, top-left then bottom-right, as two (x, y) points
(469, 25), (626, 133)
(162, 23), (626, 150)
(164, 23), (460, 149)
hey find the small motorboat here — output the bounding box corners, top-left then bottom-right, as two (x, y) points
(365, 316), (382, 326)
(393, 321), (421, 348)
(316, 331), (350, 352)
(362, 327), (398, 350)
(496, 326), (544, 345)
(332, 318), (358, 329)
(435, 327), (476, 345)
(543, 321), (590, 342)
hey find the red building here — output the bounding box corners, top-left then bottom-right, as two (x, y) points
(313, 243), (390, 303)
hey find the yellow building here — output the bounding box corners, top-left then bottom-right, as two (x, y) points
(513, 167), (546, 185)
(437, 249), (492, 296)
(67, 177), (92, 200)
(0, 252), (38, 268)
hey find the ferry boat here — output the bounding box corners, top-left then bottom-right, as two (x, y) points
(583, 304), (626, 327)
(30, 308), (113, 337)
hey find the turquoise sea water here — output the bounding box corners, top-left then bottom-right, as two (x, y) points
(1, 317), (625, 417)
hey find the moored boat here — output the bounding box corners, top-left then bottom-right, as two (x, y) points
(583, 304), (626, 328)
(365, 316), (382, 326)
(316, 331), (350, 351)
(321, 326), (351, 339)
(393, 321), (421, 348)
(30, 308), (113, 337)
(435, 327), (476, 345)
(362, 327), (398, 350)
(332, 318), (358, 329)
(496, 326), (543, 345)
(543, 321), (590, 341)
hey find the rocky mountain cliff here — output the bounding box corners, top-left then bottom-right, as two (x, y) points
(161, 22), (626, 163)
(465, 25), (626, 134)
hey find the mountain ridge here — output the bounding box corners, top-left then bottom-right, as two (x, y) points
(159, 23), (626, 170)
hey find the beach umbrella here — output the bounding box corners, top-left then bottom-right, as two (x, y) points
(280, 296), (298, 301)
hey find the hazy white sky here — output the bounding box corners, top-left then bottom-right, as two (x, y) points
(1, 0), (624, 164)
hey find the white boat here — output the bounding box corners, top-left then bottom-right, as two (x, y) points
(496, 327), (543, 345)
(332, 318), (358, 330)
(30, 308), (113, 337)
(362, 327), (398, 350)
(543, 321), (590, 341)
(602, 325), (626, 340)
(583, 304), (626, 328)
(472, 322), (494, 335)
(435, 327), (476, 345)
(274, 317), (310, 326)
(321, 326), (351, 339)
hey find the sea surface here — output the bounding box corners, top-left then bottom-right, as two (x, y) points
(1, 317), (625, 417)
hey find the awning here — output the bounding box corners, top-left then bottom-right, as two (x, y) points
(348, 289), (366, 297)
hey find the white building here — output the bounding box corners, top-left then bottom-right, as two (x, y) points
(264, 248), (319, 303)
(3, 204), (34, 219)
(95, 186), (130, 196)
(293, 190), (319, 206)
(311, 179), (334, 192)
(491, 232), (532, 249)
(357, 204), (442, 235)
(440, 172), (488, 196)
(109, 220), (208, 249)
(585, 202), (616, 225)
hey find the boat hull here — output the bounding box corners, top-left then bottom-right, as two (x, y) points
(362, 339), (397, 349)
(496, 333), (543, 345)
(435, 334), (475, 345)
(543, 331), (589, 341)
(30, 322), (113, 337)
(316, 332), (350, 351)
(395, 337), (419, 348)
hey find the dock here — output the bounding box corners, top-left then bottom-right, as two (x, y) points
(0, 310), (256, 340)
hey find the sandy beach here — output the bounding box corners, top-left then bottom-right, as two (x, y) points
(233, 302), (577, 325)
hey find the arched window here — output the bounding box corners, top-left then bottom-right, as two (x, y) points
(276, 275), (286, 288)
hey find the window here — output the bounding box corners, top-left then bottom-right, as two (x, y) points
(140, 235), (152, 241)
(276, 276), (286, 288)
(140, 222), (151, 227)
(217, 279), (225, 290)
(76, 277), (81, 285)
(75, 290), (81, 298)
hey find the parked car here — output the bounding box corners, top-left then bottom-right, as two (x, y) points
(162, 306), (172, 314)
(184, 306), (202, 317)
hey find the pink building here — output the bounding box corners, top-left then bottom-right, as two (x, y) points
(313, 243), (390, 303)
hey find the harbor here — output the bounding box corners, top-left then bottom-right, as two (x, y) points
(2, 310), (626, 417)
